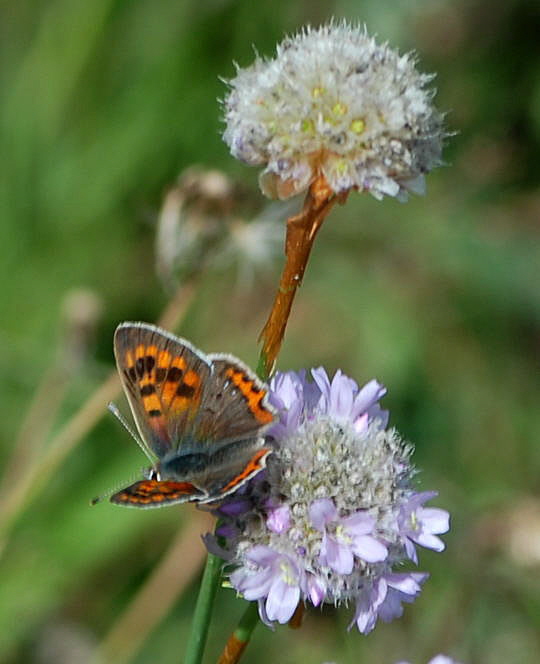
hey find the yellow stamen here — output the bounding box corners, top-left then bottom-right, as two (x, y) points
(331, 159), (348, 175)
(351, 118), (366, 134)
(335, 524), (352, 545)
(279, 561), (297, 586)
(332, 102), (347, 116)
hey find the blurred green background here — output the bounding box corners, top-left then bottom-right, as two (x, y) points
(2, 0), (540, 662)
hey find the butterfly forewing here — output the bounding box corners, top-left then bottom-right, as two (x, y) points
(114, 322), (212, 459)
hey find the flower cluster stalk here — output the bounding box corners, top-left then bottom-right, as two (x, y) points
(217, 602), (260, 664)
(259, 175), (342, 376)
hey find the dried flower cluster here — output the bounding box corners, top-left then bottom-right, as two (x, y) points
(155, 167), (283, 289)
(223, 22), (445, 201)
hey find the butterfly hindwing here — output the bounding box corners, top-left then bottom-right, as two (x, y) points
(186, 355), (276, 445)
(196, 444), (273, 502)
(110, 479), (206, 507)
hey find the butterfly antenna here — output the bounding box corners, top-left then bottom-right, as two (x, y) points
(108, 402), (155, 464)
(91, 470), (146, 506)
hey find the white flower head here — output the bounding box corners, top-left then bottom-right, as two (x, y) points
(223, 21), (446, 201)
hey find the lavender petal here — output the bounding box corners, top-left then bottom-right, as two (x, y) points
(309, 498), (338, 530)
(324, 535), (354, 574)
(351, 535), (388, 563)
(265, 577), (300, 623)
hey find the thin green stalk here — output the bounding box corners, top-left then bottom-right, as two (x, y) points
(187, 325), (271, 664)
(184, 552), (223, 664)
(234, 601), (260, 643)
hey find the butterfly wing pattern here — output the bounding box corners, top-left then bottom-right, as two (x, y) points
(110, 322), (276, 507)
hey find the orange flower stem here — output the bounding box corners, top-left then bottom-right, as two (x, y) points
(217, 598), (305, 664)
(258, 175), (346, 378)
(219, 177), (347, 664)
(217, 602), (260, 664)
(288, 602), (305, 629)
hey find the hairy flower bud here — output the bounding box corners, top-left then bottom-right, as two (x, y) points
(223, 22), (446, 201)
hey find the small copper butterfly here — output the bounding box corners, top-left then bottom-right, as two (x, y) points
(109, 322), (276, 508)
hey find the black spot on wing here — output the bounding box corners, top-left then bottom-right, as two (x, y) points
(145, 355), (155, 372)
(176, 383), (196, 398)
(167, 366), (184, 382)
(155, 368), (167, 382)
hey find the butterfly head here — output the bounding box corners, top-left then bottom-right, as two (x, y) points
(144, 466), (161, 481)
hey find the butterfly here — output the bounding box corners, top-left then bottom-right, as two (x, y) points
(108, 322), (276, 508)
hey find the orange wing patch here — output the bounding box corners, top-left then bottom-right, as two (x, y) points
(225, 368), (274, 424)
(160, 362), (202, 416)
(160, 356), (187, 406)
(122, 345), (202, 419)
(123, 346), (164, 419)
(220, 448), (271, 494)
(111, 479), (204, 506)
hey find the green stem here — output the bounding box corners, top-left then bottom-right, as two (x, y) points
(216, 602), (260, 664)
(256, 351), (270, 382)
(234, 601), (260, 645)
(184, 552), (223, 664)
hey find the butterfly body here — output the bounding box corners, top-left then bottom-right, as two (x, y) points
(110, 322), (276, 508)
